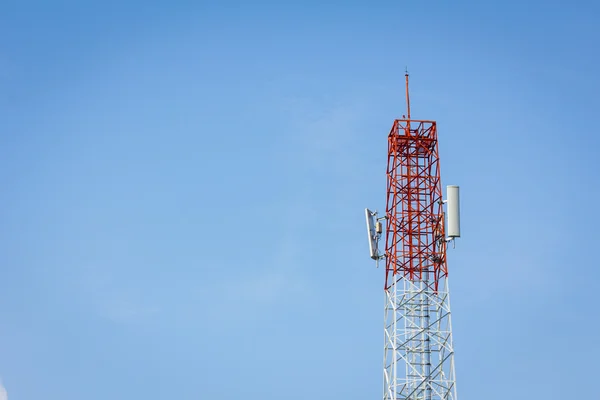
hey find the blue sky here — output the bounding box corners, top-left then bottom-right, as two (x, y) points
(1, 0), (599, 398)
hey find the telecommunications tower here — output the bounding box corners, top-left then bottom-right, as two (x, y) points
(365, 72), (461, 400)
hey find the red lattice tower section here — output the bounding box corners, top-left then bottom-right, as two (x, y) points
(384, 75), (448, 291)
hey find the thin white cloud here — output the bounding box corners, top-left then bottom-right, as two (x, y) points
(0, 382), (7, 400)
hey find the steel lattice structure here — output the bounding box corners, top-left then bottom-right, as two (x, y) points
(382, 74), (458, 400)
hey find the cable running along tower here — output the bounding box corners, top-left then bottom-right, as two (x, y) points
(365, 72), (461, 400)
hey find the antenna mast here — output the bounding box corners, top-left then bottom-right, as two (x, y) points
(405, 69), (411, 120)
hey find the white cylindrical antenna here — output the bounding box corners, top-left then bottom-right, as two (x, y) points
(446, 185), (460, 238)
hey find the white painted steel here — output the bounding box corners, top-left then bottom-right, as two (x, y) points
(383, 274), (458, 400)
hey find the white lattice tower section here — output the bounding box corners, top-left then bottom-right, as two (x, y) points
(383, 275), (457, 400)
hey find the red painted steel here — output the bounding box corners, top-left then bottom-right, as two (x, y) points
(384, 75), (448, 291)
